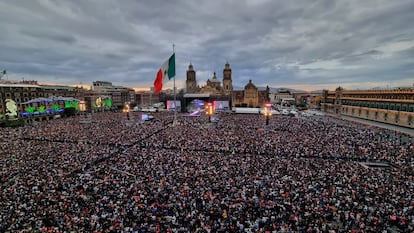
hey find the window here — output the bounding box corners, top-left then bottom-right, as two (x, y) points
(395, 105), (401, 111)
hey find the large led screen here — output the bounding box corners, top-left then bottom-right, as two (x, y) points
(167, 100), (181, 110)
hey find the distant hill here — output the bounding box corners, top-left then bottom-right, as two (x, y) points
(260, 86), (307, 93)
(231, 85), (326, 93)
(310, 90), (324, 94)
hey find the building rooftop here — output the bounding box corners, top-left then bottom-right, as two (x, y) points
(184, 93), (211, 98)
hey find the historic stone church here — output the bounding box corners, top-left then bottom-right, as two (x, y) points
(185, 62), (269, 108)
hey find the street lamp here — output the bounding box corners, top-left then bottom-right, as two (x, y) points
(263, 103), (272, 125)
(123, 104), (130, 120)
(206, 102), (214, 122)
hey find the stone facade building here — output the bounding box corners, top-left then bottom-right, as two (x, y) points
(186, 62), (234, 96)
(232, 80), (270, 108)
(184, 62), (269, 108)
(321, 86), (414, 128)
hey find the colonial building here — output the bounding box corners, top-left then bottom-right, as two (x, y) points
(321, 86), (414, 128)
(0, 79), (137, 122)
(135, 90), (160, 107)
(269, 89), (293, 105)
(92, 81), (136, 108)
(0, 80), (89, 122)
(199, 72), (222, 94)
(185, 63), (198, 93)
(0, 80), (87, 121)
(232, 80), (270, 108)
(185, 61), (234, 96)
(183, 62), (269, 109)
(222, 62), (233, 95)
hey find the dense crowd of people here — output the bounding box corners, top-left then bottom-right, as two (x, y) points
(0, 111), (413, 232)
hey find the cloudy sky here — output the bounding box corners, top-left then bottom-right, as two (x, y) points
(1, 0), (413, 91)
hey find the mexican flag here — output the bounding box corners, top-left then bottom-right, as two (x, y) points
(154, 54), (175, 94)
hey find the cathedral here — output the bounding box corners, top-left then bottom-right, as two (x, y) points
(185, 62), (269, 108)
(186, 62), (233, 95)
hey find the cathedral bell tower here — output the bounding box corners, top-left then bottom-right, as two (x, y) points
(222, 62), (233, 95)
(186, 63), (197, 93)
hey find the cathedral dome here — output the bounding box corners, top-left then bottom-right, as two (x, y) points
(211, 72), (220, 83)
(244, 80), (257, 89)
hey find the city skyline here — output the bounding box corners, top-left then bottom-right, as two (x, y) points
(0, 0), (414, 92)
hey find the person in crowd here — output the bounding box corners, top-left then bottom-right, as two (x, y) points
(0, 111), (412, 232)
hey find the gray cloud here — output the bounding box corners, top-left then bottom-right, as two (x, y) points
(20, 29), (77, 44)
(0, 0), (413, 90)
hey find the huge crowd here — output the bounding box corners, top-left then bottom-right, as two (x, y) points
(0, 111), (413, 232)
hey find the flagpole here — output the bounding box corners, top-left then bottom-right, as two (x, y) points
(173, 43), (177, 126)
